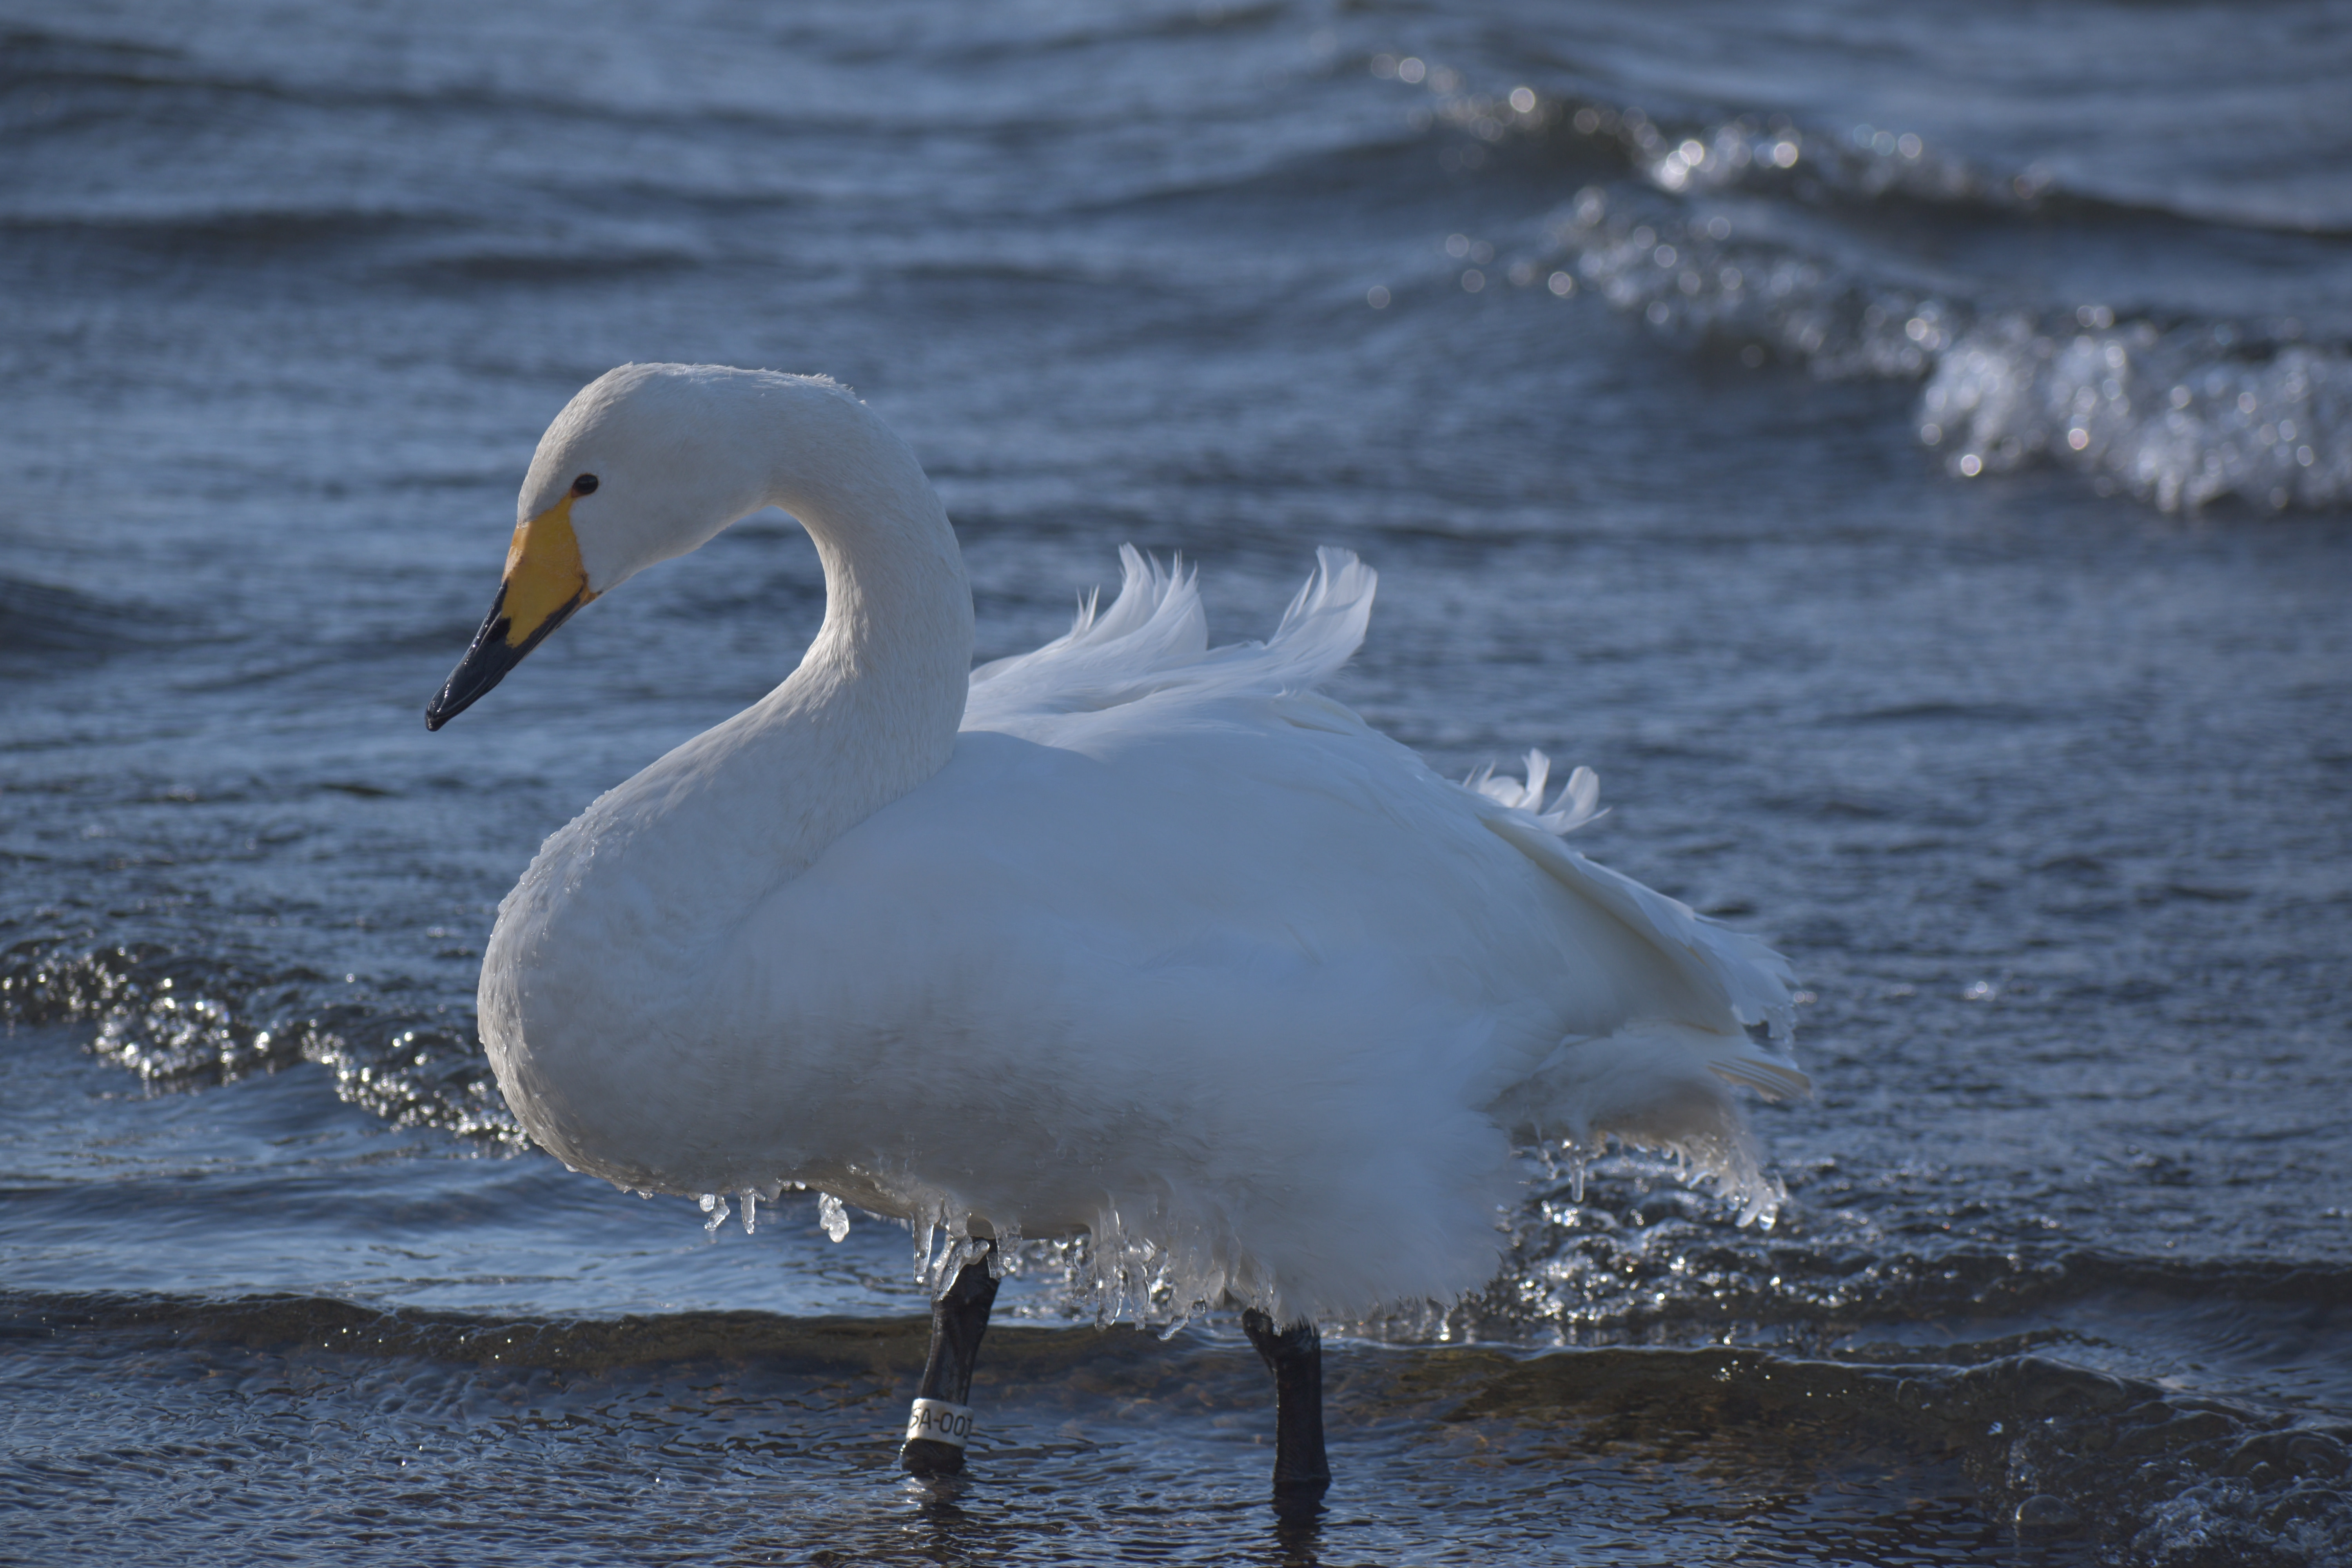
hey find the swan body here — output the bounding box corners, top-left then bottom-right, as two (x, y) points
(442, 364), (1805, 1323)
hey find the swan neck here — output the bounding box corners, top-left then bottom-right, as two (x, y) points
(638, 386), (969, 898)
(764, 393), (973, 784)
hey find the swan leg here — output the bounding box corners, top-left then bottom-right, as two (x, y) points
(898, 1243), (1001, 1477)
(1241, 1307), (1331, 1499)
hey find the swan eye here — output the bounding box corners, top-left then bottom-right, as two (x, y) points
(571, 474), (600, 496)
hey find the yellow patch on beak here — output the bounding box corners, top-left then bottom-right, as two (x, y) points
(500, 494), (597, 646)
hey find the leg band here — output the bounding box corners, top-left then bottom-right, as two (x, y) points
(905, 1397), (974, 1449)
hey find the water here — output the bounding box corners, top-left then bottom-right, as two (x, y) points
(4, 1), (2350, 1561)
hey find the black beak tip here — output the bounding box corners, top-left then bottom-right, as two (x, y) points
(424, 588), (583, 735)
(424, 665), (498, 731)
(425, 665), (486, 731)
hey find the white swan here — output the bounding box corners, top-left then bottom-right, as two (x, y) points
(426, 363), (1806, 1487)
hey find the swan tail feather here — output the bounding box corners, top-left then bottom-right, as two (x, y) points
(1473, 800), (1806, 1227)
(1483, 811), (1800, 1045)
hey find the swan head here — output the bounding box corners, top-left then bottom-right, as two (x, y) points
(425, 364), (804, 729)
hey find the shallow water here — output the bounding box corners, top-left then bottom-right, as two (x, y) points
(4, 2), (2350, 1563)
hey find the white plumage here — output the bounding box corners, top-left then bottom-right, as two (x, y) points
(459, 363), (1806, 1325)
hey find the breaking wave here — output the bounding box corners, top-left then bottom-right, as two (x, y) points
(1369, 66), (2352, 517)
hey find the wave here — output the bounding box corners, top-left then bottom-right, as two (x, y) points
(0, 207), (442, 257)
(1539, 184), (2348, 514)
(0, 575), (144, 658)
(9, 1283), (2347, 1564)
(0, 939), (519, 1143)
(1483, 85), (2349, 238)
(0, 1288), (940, 1374)
(0, 25), (181, 90)
(1372, 67), (2352, 516)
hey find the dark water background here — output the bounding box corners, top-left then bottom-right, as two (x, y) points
(4, 2), (2350, 1563)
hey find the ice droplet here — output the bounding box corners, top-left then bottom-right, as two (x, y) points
(740, 1191), (757, 1235)
(818, 1192), (850, 1243)
(986, 1219), (1022, 1279)
(699, 1192), (731, 1239)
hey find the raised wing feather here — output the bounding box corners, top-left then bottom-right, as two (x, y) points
(964, 546), (1374, 729)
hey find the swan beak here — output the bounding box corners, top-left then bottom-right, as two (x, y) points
(425, 495), (598, 730)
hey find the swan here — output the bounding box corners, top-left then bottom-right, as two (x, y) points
(425, 363), (1807, 1497)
